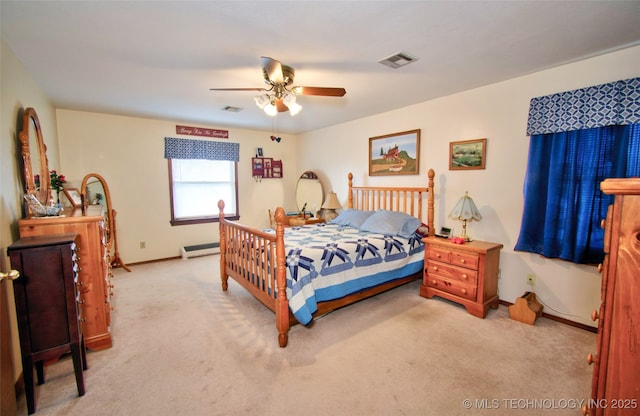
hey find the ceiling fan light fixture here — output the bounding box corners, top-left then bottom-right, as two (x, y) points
(254, 94), (270, 109)
(288, 102), (302, 116)
(282, 92), (296, 106)
(264, 101), (278, 116)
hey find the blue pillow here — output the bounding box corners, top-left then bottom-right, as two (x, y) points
(359, 210), (422, 238)
(330, 209), (375, 228)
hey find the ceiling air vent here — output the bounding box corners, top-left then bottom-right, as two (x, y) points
(378, 51), (418, 69)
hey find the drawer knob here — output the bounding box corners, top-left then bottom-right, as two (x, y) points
(461, 273), (468, 279)
(582, 404), (590, 415)
(597, 263), (603, 273)
(461, 288), (467, 294)
(600, 218), (606, 229)
(431, 280), (437, 286)
(586, 353), (595, 365)
(460, 259), (466, 263)
(591, 310), (599, 321)
(433, 266), (438, 272)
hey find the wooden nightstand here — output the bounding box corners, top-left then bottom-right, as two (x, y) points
(287, 216), (325, 226)
(419, 237), (503, 318)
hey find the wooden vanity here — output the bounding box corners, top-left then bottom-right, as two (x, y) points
(18, 206), (113, 350)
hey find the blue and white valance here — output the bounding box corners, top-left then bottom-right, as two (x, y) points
(164, 137), (239, 161)
(526, 77), (640, 136)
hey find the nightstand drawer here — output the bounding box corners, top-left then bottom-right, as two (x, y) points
(426, 276), (477, 301)
(450, 250), (479, 270)
(427, 245), (479, 270)
(427, 245), (451, 262)
(426, 260), (478, 284)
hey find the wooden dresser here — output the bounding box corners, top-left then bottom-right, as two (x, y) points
(420, 237), (502, 318)
(18, 206), (113, 350)
(8, 233), (87, 414)
(584, 178), (640, 415)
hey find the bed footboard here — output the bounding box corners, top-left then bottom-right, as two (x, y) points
(217, 201), (290, 347)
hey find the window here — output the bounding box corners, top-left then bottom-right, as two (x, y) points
(164, 136), (240, 226)
(168, 159), (239, 226)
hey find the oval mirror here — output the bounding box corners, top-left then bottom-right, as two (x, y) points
(295, 171), (323, 215)
(81, 173), (130, 272)
(18, 108), (50, 205)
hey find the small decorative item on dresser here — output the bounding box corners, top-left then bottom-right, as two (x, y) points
(23, 194), (62, 217)
(63, 188), (83, 208)
(317, 191), (342, 222)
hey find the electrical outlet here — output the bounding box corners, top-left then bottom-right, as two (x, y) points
(526, 273), (536, 286)
(140, 241), (146, 249)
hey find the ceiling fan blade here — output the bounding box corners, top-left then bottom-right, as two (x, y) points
(291, 86), (346, 97)
(209, 88), (267, 92)
(261, 56), (284, 84)
(275, 99), (288, 112)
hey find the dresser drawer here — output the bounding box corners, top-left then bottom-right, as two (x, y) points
(427, 245), (451, 262)
(451, 251), (479, 270)
(426, 276), (477, 301)
(427, 245), (480, 270)
(426, 260), (478, 284)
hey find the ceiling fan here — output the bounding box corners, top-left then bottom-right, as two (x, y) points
(210, 57), (346, 116)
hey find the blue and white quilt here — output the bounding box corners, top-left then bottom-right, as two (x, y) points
(274, 223), (425, 325)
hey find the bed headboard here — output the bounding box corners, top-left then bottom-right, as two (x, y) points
(347, 168), (435, 237)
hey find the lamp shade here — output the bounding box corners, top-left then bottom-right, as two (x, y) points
(321, 192), (342, 210)
(449, 191), (482, 222)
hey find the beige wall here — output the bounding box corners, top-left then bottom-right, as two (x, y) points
(297, 45), (640, 327)
(1, 37), (61, 383)
(55, 110), (301, 263)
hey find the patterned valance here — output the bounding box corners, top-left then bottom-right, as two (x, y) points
(526, 77), (640, 136)
(164, 137), (239, 161)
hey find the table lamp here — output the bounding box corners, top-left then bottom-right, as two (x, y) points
(449, 191), (482, 241)
(317, 191), (342, 222)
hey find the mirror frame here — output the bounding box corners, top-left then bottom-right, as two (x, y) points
(295, 171), (324, 214)
(81, 173), (131, 272)
(18, 107), (50, 205)
(81, 173), (114, 246)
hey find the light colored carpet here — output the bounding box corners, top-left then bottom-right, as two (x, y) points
(17, 255), (595, 415)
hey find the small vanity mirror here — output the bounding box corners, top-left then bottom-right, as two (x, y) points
(18, 107), (50, 207)
(81, 173), (130, 272)
(295, 171), (323, 215)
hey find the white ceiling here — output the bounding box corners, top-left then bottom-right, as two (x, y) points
(2, 1), (640, 135)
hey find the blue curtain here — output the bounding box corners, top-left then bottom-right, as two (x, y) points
(514, 124), (640, 264)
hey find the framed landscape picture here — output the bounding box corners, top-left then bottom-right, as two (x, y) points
(449, 138), (487, 170)
(369, 129), (420, 176)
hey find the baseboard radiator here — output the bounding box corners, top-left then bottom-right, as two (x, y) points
(181, 242), (220, 260)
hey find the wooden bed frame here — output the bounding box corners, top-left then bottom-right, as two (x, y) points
(217, 169), (435, 347)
